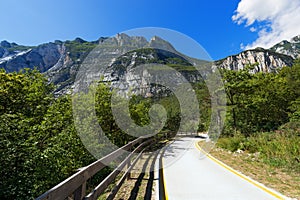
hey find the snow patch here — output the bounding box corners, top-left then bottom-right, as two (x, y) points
(0, 49), (32, 64)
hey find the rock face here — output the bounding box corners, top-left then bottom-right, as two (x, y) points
(0, 41), (62, 73)
(71, 35), (205, 97)
(215, 48), (294, 73)
(0, 34), (299, 95)
(270, 35), (300, 59)
(214, 35), (300, 72)
(97, 48), (202, 97)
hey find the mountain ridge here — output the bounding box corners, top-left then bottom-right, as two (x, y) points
(0, 34), (299, 95)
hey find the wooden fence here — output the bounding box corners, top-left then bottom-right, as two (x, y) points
(36, 135), (156, 200)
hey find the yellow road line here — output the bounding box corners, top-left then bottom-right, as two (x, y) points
(195, 142), (286, 200)
(162, 164), (168, 200)
(161, 148), (168, 200)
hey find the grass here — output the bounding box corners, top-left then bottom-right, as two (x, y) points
(167, 64), (198, 71)
(64, 40), (97, 61)
(216, 129), (300, 173)
(8, 45), (33, 52)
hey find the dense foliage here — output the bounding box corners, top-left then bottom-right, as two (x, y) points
(0, 69), (185, 199)
(1, 59), (299, 199)
(217, 123), (300, 173)
(64, 39), (97, 62)
(221, 60), (300, 135)
(0, 69), (95, 199)
(218, 60), (300, 174)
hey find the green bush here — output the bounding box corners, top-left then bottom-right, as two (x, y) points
(0, 70), (96, 199)
(217, 134), (245, 152)
(217, 127), (300, 173)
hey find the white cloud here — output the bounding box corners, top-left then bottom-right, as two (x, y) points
(249, 27), (257, 32)
(232, 0), (300, 50)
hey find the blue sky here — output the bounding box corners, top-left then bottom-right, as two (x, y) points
(0, 0), (299, 60)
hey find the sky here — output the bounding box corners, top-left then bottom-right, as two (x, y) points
(0, 0), (299, 60)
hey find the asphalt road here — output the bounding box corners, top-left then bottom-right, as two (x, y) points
(161, 136), (287, 200)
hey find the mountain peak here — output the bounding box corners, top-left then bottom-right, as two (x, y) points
(270, 35), (300, 59)
(116, 33), (131, 44)
(0, 40), (12, 48)
(74, 37), (86, 43)
(150, 35), (163, 42)
(291, 35), (300, 43)
(101, 33), (177, 52)
(102, 33), (147, 48)
(148, 35), (176, 52)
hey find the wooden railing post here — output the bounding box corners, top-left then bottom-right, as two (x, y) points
(36, 135), (155, 200)
(73, 181), (86, 200)
(127, 142), (133, 180)
(127, 157), (131, 180)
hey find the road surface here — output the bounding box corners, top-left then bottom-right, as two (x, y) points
(160, 136), (287, 200)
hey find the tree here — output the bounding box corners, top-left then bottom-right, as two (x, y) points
(0, 69), (95, 199)
(220, 62), (299, 135)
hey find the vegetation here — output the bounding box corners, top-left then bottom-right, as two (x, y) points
(199, 60), (300, 199)
(1, 58), (299, 199)
(7, 45), (34, 53)
(0, 68), (185, 199)
(64, 40), (97, 62)
(0, 69), (98, 199)
(207, 138), (300, 199)
(217, 126), (300, 173)
(221, 60), (300, 135)
(215, 60), (300, 181)
(112, 48), (192, 69)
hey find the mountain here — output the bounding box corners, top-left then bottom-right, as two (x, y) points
(215, 48), (294, 73)
(270, 35), (300, 59)
(0, 41), (62, 72)
(215, 35), (300, 73)
(0, 34), (299, 95)
(70, 34), (206, 97)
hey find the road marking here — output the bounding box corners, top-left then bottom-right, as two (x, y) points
(162, 165), (168, 200)
(195, 141), (286, 200)
(161, 148), (168, 200)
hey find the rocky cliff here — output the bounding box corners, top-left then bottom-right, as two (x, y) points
(97, 48), (202, 97)
(0, 34), (299, 95)
(0, 41), (63, 72)
(214, 35), (300, 73)
(270, 35), (300, 59)
(214, 48), (294, 73)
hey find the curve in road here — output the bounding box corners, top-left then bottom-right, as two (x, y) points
(160, 136), (288, 200)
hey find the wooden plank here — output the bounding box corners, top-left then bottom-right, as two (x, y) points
(106, 146), (148, 200)
(36, 169), (90, 200)
(85, 139), (153, 200)
(36, 136), (149, 200)
(73, 181), (86, 200)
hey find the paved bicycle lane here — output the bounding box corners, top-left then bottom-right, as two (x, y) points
(161, 136), (287, 200)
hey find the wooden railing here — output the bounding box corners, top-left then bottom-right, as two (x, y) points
(36, 135), (156, 200)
